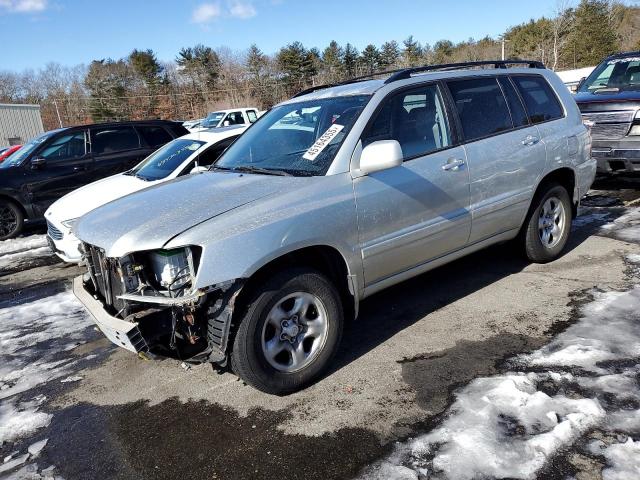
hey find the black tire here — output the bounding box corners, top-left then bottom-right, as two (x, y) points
(0, 200), (24, 241)
(520, 183), (572, 263)
(230, 268), (343, 395)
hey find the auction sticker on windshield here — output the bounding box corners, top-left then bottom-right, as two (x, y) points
(303, 124), (344, 161)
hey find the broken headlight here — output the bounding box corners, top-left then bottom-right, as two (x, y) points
(147, 247), (197, 293)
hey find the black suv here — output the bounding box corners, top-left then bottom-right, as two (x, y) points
(0, 120), (188, 240)
(575, 51), (640, 174)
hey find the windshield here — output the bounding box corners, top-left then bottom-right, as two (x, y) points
(0, 132), (52, 169)
(130, 138), (206, 180)
(215, 95), (370, 176)
(201, 112), (225, 128)
(579, 57), (640, 93)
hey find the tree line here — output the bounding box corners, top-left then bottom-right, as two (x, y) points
(0, 0), (638, 131)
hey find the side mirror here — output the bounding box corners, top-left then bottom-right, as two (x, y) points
(357, 140), (403, 176)
(576, 76), (586, 91)
(223, 120), (231, 127)
(190, 165), (208, 174)
(31, 157), (46, 169)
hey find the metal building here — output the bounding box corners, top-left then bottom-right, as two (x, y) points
(0, 104), (45, 147)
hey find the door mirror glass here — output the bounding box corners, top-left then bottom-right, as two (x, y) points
(358, 140), (403, 175)
(223, 120), (231, 127)
(30, 157), (46, 169)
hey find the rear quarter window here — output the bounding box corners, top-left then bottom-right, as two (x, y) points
(138, 126), (173, 148)
(512, 75), (564, 124)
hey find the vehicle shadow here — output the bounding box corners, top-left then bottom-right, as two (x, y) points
(328, 214), (618, 376)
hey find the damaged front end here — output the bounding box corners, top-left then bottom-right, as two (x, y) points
(73, 242), (244, 365)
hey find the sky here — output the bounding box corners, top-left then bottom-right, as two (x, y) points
(0, 0), (623, 71)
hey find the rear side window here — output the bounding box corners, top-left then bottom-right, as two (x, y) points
(512, 75), (564, 124)
(138, 126), (172, 148)
(91, 126), (140, 155)
(447, 77), (512, 142)
(247, 110), (258, 123)
(497, 77), (529, 128)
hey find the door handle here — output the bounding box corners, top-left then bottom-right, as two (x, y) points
(73, 165), (87, 172)
(522, 135), (539, 146)
(442, 158), (465, 171)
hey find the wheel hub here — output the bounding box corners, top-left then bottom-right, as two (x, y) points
(280, 318), (301, 342)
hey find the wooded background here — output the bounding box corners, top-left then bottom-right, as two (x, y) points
(1, 0), (638, 131)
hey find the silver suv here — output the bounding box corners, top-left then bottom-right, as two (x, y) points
(73, 61), (596, 394)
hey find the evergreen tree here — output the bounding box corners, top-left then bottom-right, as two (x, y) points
(433, 40), (454, 64)
(322, 40), (344, 82)
(277, 41), (316, 95)
(129, 49), (163, 116)
(568, 0), (619, 67)
(379, 41), (401, 69)
(403, 35), (423, 66)
(361, 44), (380, 74)
(343, 43), (360, 78)
(176, 44), (221, 91)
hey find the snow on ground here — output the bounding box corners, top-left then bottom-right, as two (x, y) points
(0, 235), (52, 273)
(0, 281), (94, 478)
(360, 285), (640, 480)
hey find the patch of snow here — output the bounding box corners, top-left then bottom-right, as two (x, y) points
(0, 235), (47, 256)
(27, 439), (48, 457)
(0, 454), (29, 475)
(60, 376), (82, 383)
(599, 207), (640, 243)
(0, 246), (52, 270)
(359, 284), (640, 480)
(602, 439), (640, 480)
(0, 399), (52, 444)
(0, 291), (93, 399)
(626, 253), (640, 264)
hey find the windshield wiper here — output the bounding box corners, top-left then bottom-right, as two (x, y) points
(229, 165), (292, 176)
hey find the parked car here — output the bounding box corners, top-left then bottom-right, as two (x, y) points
(182, 118), (204, 131)
(73, 61), (595, 394)
(45, 126), (246, 262)
(0, 145), (21, 163)
(574, 51), (640, 174)
(194, 108), (261, 130)
(0, 120), (188, 240)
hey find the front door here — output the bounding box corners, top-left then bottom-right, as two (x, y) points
(353, 83), (471, 288)
(26, 129), (94, 215)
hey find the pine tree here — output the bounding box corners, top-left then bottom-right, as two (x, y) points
(568, 0), (619, 67)
(402, 35), (423, 66)
(361, 44), (380, 74)
(322, 40), (344, 83)
(379, 41), (401, 69)
(343, 43), (360, 78)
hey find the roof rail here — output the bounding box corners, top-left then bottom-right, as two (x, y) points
(384, 60), (545, 83)
(292, 60), (544, 98)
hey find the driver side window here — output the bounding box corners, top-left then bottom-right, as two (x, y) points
(39, 131), (87, 162)
(362, 84), (451, 160)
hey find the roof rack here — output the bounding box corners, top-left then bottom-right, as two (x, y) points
(293, 59), (545, 98)
(384, 60), (545, 83)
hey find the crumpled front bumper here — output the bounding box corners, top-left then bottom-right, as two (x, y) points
(73, 275), (148, 354)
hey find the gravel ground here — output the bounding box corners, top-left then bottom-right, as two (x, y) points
(1, 175), (639, 480)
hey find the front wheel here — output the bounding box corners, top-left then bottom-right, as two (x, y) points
(230, 268), (343, 395)
(0, 200), (23, 241)
(520, 183), (572, 263)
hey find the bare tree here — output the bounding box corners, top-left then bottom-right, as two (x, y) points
(551, 0), (574, 71)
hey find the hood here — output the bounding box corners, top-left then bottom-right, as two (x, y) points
(575, 90), (640, 112)
(75, 171), (299, 258)
(46, 174), (153, 223)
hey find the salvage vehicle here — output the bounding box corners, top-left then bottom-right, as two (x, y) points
(46, 126), (246, 262)
(575, 51), (640, 174)
(0, 120), (187, 240)
(73, 61), (596, 394)
(194, 108), (261, 130)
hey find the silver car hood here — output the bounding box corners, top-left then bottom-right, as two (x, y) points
(75, 171), (297, 258)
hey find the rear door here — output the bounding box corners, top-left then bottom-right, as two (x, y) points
(354, 82), (471, 287)
(26, 129), (94, 214)
(90, 125), (145, 179)
(446, 76), (546, 244)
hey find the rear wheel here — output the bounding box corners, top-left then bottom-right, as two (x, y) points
(520, 183), (572, 263)
(0, 200), (23, 240)
(230, 268), (343, 395)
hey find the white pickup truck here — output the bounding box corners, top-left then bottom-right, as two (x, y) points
(190, 108), (262, 131)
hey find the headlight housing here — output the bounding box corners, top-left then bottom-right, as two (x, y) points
(148, 247), (196, 292)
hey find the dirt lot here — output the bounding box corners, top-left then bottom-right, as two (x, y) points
(1, 175), (640, 480)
